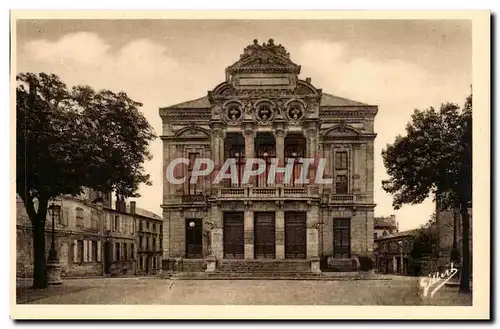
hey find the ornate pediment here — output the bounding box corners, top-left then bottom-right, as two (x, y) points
(324, 122), (362, 137)
(174, 124), (210, 138)
(227, 39), (300, 75)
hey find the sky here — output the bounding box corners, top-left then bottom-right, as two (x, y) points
(16, 19), (472, 231)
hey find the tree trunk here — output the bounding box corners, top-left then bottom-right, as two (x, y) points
(30, 197), (49, 289)
(459, 201), (471, 294)
(32, 219), (47, 289)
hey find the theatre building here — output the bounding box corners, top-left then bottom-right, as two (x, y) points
(160, 39), (377, 273)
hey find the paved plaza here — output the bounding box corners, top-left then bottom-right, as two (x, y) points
(16, 276), (472, 306)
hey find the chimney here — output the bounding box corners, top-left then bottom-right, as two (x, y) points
(306, 77), (311, 83)
(130, 201), (136, 215)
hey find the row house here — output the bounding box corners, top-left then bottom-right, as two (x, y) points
(374, 230), (418, 275)
(16, 189), (161, 278)
(373, 215), (398, 240)
(135, 205), (163, 275)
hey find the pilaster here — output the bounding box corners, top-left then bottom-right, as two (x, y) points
(275, 202), (285, 259)
(306, 204), (319, 258)
(210, 204), (223, 259)
(244, 208), (254, 259)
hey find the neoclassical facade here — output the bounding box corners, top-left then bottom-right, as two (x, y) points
(160, 39), (377, 271)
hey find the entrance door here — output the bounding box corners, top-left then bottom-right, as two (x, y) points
(254, 212), (275, 259)
(224, 212), (244, 259)
(285, 212), (306, 259)
(185, 218), (203, 258)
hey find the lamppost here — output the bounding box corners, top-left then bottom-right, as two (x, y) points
(47, 202), (62, 285)
(189, 221), (195, 257)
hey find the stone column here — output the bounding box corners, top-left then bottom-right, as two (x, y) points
(306, 204), (320, 258)
(210, 204), (223, 259)
(307, 126), (318, 158)
(275, 129), (285, 186)
(162, 210), (170, 260)
(219, 130), (226, 169)
(275, 204), (285, 259)
(244, 208), (254, 259)
(307, 126), (318, 188)
(244, 129), (255, 186)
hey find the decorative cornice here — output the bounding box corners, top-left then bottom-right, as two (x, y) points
(160, 110), (212, 121)
(320, 107), (378, 118)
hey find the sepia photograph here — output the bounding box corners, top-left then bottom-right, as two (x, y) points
(10, 10), (490, 320)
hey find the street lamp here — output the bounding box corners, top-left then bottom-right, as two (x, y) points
(189, 221), (196, 258)
(47, 202), (62, 285)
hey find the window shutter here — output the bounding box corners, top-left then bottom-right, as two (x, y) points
(73, 240), (78, 263)
(83, 240), (89, 262)
(97, 240), (102, 262)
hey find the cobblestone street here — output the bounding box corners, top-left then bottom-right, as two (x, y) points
(16, 276), (472, 306)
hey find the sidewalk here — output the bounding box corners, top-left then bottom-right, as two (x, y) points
(16, 276), (164, 304)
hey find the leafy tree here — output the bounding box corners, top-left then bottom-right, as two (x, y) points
(410, 214), (438, 261)
(16, 73), (156, 289)
(382, 94), (472, 293)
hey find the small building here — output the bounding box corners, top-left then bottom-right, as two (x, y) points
(373, 215), (398, 240)
(374, 229), (418, 275)
(134, 204), (163, 275)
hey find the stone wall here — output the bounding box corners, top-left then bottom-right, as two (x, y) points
(16, 228), (104, 278)
(321, 208), (373, 258)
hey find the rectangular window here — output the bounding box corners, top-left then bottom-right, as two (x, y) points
(336, 151), (348, 169)
(147, 222), (150, 231)
(153, 237), (156, 251)
(139, 220), (143, 231)
(333, 219), (351, 258)
(76, 208), (84, 228)
(131, 243), (134, 259)
(146, 237), (150, 251)
(124, 244), (128, 261)
(91, 209), (98, 229)
(114, 216), (119, 232)
(335, 175), (348, 194)
(60, 207), (69, 226)
(139, 236), (143, 250)
(374, 232), (378, 239)
(77, 240), (84, 262)
(186, 152), (200, 194)
(115, 242), (120, 262)
(92, 240), (98, 261)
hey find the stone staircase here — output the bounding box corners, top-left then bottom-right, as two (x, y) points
(216, 259), (312, 273)
(168, 259), (323, 280)
(163, 258), (370, 280)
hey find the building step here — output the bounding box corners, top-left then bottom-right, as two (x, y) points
(167, 271), (371, 280)
(216, 259), (311, 273)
